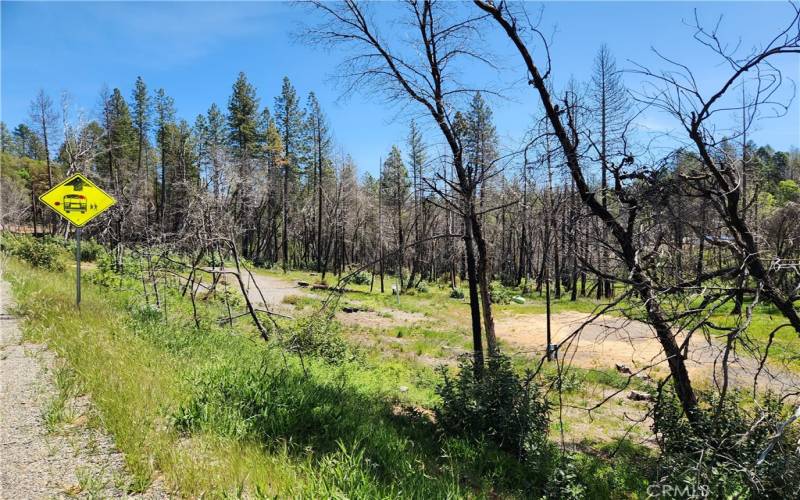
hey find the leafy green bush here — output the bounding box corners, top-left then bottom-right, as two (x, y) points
(205, 283), (244, 310)
(282, 317), (353, 364)
(544, 446), (652, 499)
(489, 281), (513, 304)
(131, 303), (162, 323)
(2, 235), (66, 272)
(351, 271), (371, 285)
(652, 389), (800, 498)
(449, 287), (464, 299)
(435, 354), (550, 460)
(416, 281), (429, 293)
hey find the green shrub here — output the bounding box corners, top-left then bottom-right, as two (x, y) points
(90, 251), (148, 285)
(351, 271), (371, 285)
(416, 281), (429, 293)
(131, 303), (162, 323)
(449, 287), (464, 299)
(435, 354), (550, 460)
(544, 447), (652, 499)
(3, 235), (66, 272)
(489, 280), (513, 304)
(652, 389), (800, 498)
(282, 317), (353, 364)
(206, 284), (244, 310)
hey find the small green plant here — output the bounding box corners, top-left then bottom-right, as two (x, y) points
(43, 395), (70, 432)
(210, 285), (244, 310)
(449, 287), (464, 299)
(416, 281), (429, 293)
(282, 294), (316, 310)
(489, 281), (513, 304)
(43, 365), (80, 432)
(75, 466), (107, 497)
(131, 303), (162, 323)
(282, 317), (352, 364)
(436, 354), (550, 460)
(68, 238), (106, 262)
(351, 271), (371, 285)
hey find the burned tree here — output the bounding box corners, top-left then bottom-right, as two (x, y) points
(475, 0), (702, 419)
(306, 0), (503, 371)
(634, 7), (800, 335)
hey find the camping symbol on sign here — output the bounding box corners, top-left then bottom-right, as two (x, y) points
(39, 173), (116, 227)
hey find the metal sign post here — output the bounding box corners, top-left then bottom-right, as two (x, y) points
(76, 228), (82, 308)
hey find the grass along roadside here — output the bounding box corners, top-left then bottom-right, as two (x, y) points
(7, 258), (307, 495)
(42, 363), (82, 433)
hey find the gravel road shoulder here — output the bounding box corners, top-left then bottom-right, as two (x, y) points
(0, 267), (167, 499)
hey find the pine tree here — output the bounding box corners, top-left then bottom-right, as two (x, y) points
(103, 88), (137, 185)
(264, 118), (284, 264)
(154, 88), (176, 228)
(305, 92), (331, 272)
(463, 92), (498, 204)
(406, 120), (427, 288)
(12, 124), (44, 160)
(226, 72), (262, 255)
(131, 76), (150, 174)
(274, 76), (305, 271)
(590, 45), (628, 298)
(195, 103), (228, 201)
(0, 122), (13, 154)
(166, 119), (197, 230)
(227, 72), (260, 159)
(381, 145), (410, 289)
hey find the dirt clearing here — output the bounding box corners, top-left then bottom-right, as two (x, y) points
(496, 311), (799, 392)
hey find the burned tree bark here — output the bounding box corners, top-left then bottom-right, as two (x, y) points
(475, 0), (700, 420)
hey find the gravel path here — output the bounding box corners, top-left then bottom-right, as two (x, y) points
(0, 269), (167, 499)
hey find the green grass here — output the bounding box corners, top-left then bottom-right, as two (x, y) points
(711, 305), (800, 371)
(43, 364), (81, 432)
(260, 266), (800, 377)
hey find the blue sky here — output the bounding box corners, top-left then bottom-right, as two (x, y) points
(2, 1), (798, 175)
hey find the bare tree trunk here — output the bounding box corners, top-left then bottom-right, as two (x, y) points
(470, 210), (497, 355)
(282, 161), (289, 273)
(463, 213), (485, 376)
(30, 189), (38, 236)
(316, 123), (324, 273)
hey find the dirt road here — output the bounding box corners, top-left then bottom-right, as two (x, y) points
(496, 311), (800, 392)
(0, 268), (166, 499)
(244, 271), (429, 327)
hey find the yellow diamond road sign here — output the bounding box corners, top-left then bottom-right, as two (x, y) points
(39, 173), (116, 227)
